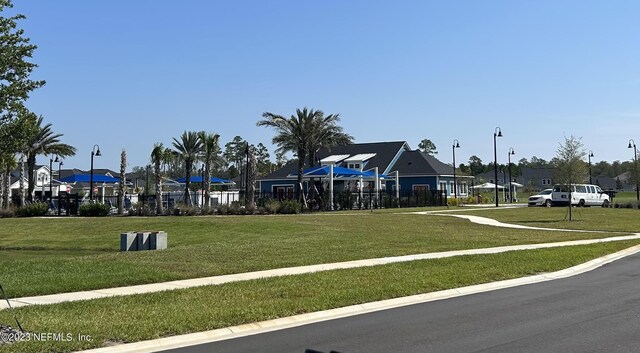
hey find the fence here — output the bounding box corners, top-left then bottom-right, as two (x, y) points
(10, 188), (446, 216)
(250, 188), (447, 211)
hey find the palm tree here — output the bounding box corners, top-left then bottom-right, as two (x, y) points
(257, 107), (352, 204)
(22, 115), (76, 201)
(306, 113), (353, 167)
(172, 131), (202, 207)
(198, 131), (220, 208)
(118, 149), (126, 215)
(258, 108), (315, 203)
(151, 143), (164, 215)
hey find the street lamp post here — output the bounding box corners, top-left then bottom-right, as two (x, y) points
(588, 150), (594, 185)
(508, 147), (515, 203)
(89, 145), (101, 201)
(58, 160), (63, 216)
(452, 139), (460, 200)
(493, 127), (502, 207)
(245, 143), (250, 206)
(629, 140), (639, 201)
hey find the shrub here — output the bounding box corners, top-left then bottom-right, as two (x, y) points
(130, 202), (154, 216)
(171, 203), (199, 216)
(278, 199), (300, 214)
(15, 202), (49, 217)
(264, 199), (281, 214)
(216, 204), (230, 215)
(78, 202), (111, 217)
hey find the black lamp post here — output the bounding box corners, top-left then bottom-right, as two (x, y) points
(245, 142), (250, 206)
(493, 127), (502, 207)
(508, 147), (515, 203)
(588, 150), (594, 184)
(49, 155), (59, 201)
(629, 140), (639, 201)
(58, 160), (63, 216)
(452, 139), (460, 200)
(89, 145), (101, 201)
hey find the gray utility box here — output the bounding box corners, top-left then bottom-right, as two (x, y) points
(120, 231), (167, 252)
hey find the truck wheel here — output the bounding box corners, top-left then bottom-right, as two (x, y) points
(602, 200), (610, 208)
(545, 200), (552, 207)
(578, 199), (586, 207)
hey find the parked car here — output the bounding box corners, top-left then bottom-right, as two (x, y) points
(551, 184), (610, 207)
(528, 189), (553, 207)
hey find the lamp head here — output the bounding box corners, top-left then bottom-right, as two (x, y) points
(95, 148), (101, 157)
(589, 151), (594, 158)
(494, 127), (502, 137)
(629, 140), (635, 149)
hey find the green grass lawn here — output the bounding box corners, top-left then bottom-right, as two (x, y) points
(1, 240), (637, 353)
(454, 206), (640, 233)
(0, 213), (621, 298)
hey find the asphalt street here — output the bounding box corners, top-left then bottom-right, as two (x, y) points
(164, 252), (640, 353)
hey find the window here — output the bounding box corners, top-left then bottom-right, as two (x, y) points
(461, 182), (468, 195)
(413, 184), (429, 191)
(348, 163), (360, 169)
(575, 185), (587, 193)
(439, 182), (447, 192)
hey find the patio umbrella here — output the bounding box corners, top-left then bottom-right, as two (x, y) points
(58, 174), (120, 183)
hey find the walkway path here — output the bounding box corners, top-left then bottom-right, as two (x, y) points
(3, 212), (638, 310)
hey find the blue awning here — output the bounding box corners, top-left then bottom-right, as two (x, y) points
(59, 174), (120, 183)
(291, 166), (367, 178)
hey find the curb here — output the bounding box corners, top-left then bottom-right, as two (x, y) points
(76, 244), (640, 353)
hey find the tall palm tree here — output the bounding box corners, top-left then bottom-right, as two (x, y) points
(23, 115), (76, 201)
(306, 113), (353, 167)
(151, 143), (164, 215)
(258, 108), (316, 203)
(118, 149), (126, 215)
(258, 107), (352, 204)
(172, 131), (202, 207)
(198, 131), (220, 208)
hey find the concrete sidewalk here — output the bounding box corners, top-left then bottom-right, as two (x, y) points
(3, 232), (640, 311)
(79, 243), (640, 353)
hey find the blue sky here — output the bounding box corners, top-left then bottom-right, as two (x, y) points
(10, 0), (640, 171)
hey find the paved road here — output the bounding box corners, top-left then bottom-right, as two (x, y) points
(166, 253), (640, 353)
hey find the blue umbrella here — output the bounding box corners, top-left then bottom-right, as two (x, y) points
(293, 165), (366, 178)
(59, 174), (120, 183)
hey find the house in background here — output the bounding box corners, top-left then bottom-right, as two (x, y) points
(258, 141), (473, 200)
(519, 168), (555, 191)
(7, 165), (54, 201)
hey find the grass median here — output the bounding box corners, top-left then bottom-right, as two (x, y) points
(453, 206), (640, 233)
(0, 213), (622, 298)
(1, 239), (638, 353)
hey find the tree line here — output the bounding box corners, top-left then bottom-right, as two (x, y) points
(417, 139), (638, 179)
